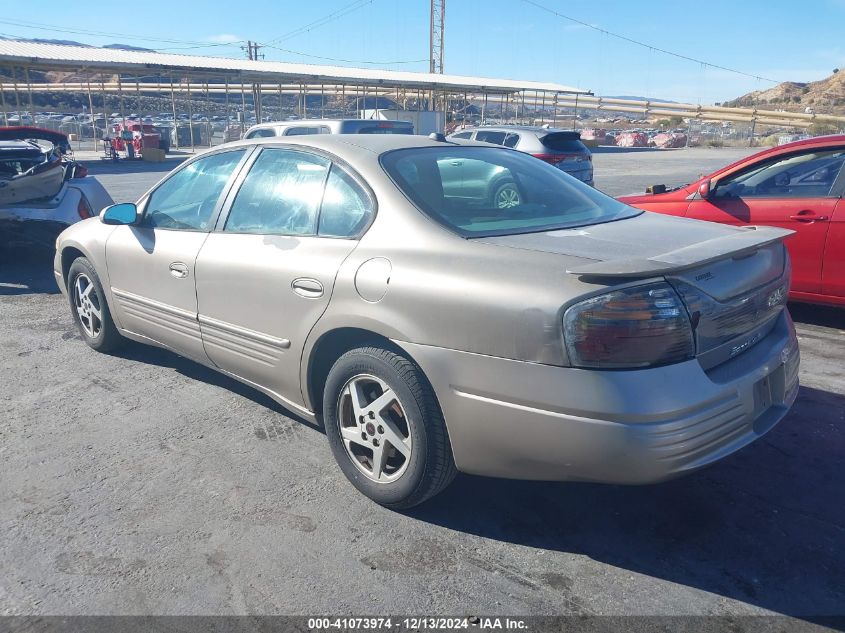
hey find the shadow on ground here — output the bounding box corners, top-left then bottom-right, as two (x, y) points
(409, 385), (845, 617)
(789, 302), (845, 329)
(111, 341), (323, 434)
(0, 246), (58, 295)
(591, 146), (665, 154)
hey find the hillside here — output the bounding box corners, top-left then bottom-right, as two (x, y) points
(723, 69), (845, 115)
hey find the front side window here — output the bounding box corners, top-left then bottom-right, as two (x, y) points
(715, 149), (845, 199)
(451, 131), (472, 140)
(382, 146), (638, 237)
(144, 149), (246, 230)
(318, 166), (374, 237)
(224, 148), (329, 235)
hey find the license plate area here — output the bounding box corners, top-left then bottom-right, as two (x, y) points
(753, 374), (773, 414)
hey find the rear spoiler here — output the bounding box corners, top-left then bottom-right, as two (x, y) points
(566, 226), (793, 278)
(0, 126), (71, 152)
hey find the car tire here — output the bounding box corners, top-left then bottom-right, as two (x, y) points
(67, 257), (123, 353)
(492, 180), (520, 208)
(323, 345), (457, 509)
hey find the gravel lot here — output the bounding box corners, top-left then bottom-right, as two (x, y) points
(1, 147), (843, 619)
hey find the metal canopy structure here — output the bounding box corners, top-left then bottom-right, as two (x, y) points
(0, 40), (589, 95)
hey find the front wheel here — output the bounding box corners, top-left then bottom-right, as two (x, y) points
(67, 257), (123, 352)
(323, 346), (457, 509)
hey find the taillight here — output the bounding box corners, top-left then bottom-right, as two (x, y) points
(77, 195), (93, 219)
(563, 282), (694, 369)
(532, 153), (588, 164)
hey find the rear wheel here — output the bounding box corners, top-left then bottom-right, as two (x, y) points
(323, 346), (457, 509)
(67, 257), (123, 352)
(493, 181), (520, 208)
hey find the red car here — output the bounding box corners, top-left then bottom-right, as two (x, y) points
(619, 135), (845, 307)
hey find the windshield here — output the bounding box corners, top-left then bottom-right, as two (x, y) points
(381, 146), (638, 237)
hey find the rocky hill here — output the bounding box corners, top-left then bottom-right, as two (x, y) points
(722, 69), (845, 114)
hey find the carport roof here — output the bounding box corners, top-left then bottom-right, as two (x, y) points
(0, 39), (590, 95)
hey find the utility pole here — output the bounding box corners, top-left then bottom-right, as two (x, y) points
(242, 41), (265, 124)
(429, 0), (445, 74)
(429, 0), (445, 117)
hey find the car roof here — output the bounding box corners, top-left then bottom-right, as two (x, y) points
(452, 125), (577, 134)
(249, 118), (412, 128)
(220, 133), (465, 157)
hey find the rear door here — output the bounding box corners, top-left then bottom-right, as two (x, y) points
(687, 148), (845, 294)
(194, 146), (373, 407)
(105, 148), (249, 361)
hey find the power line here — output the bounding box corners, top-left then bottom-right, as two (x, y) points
(259, 42), (426, 66)
(264, 0), (375, 44)
(520, 0), (783, 84)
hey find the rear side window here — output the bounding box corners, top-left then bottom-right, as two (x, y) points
(245, 128), (276, 139)
(475, 130), (507, 145)
(318, 166), (373, 237)
(541, 132), (588, 153)
(224, 148), (329, 235)
(503, 133), (520, 148)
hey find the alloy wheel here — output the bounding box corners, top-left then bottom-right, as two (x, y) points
(73, 273), (103, 339)
(336, 374), (413, 482)
(495, 185), (520, 208)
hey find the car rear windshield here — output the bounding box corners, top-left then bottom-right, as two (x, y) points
(541, 132), (588, 153)
(381, 146), (638, 237)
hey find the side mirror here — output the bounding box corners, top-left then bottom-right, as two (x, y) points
(101, 202), (138, 225)
(697, 179), (712, 199)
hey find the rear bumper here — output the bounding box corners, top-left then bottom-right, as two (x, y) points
(396, 310), (799, 483)
(0, 218), (68, 248)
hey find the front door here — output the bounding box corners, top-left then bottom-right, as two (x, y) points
(194, 147), (374, 407)
(105, 148), (249, 360)
(687, 148), (845, 294)
(821, 198), (845, 301)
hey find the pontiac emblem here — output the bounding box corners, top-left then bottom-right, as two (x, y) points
(767, 287), (786, 308)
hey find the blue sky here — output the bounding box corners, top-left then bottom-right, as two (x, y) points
(1, 0), (843, 104)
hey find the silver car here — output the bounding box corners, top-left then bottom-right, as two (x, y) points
(448, 125), (594, 186)
(54, 135), (799, 508)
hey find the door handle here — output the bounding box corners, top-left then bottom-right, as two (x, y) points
(291, 277), (324, 298)
(169, 262), (189, 279)
(789, 211), (829, 223)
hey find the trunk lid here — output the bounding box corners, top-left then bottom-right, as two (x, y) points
(478, 212), (792, 368)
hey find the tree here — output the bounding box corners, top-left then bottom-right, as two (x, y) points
(808, 122), (839, 136)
